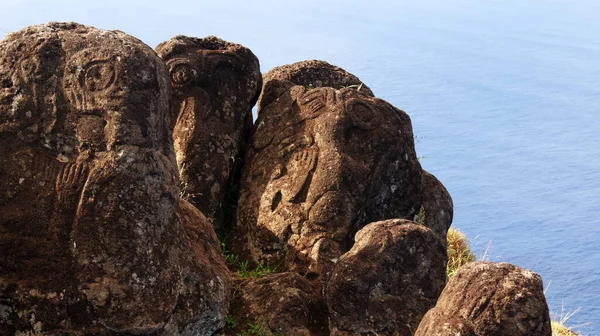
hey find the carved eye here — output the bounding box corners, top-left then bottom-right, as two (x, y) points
(83, 61), (116, 92)
(345, 99), (380, 130)
(170, 63), (195, 85)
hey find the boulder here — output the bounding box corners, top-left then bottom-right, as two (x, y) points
(258, 60), (373, 110)
(156, 35), (261, 228)
(415, 262), (552, 336)
(0, 22), (229, 335)
(326, 220), (447, 335)
(419, 170), (453, 242)
(225, 272), (328, 336)
(232, 79), (423, 283)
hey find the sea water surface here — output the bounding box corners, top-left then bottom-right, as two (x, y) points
(2, 0), (599, 334)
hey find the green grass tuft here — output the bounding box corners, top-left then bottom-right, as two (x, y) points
(236, 320), (275, 336)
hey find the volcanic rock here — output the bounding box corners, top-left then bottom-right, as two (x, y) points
(326, 220), (447, 335)
(415, 262), (552, 336)
(0, 22), (229, 335)
(258, 60), (373, 110)
(232, 79), (423, 283)
(420, 170), (454, 242)
(156, 35), (261, 228)
(225, 272), (328, 336)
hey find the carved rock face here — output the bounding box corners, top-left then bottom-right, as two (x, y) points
(258, 60), (374, 111)
(0, 23), (229, 335)
(156, 36), (261, 228)
(326, 220), (447, 335)
(233, 81), (423, 281)
(415, 262), (552, 336)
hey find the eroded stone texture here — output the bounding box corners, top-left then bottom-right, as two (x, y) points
(0, 23), (229, 335)
(258, 60), (373, 111)
(415, 262), (552, 336)
(419, 170), (453, 243)
(164, 199), (231, 336)
(225, 272), (329, 336)
(156, 35), (261, 228)
(326, 220), (447, 335)
(232, 80), (423, 283)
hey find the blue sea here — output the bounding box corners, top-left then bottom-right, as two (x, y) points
(2, 0), (599, 334)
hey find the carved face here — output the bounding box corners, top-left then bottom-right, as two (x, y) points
(243, 84), (419, 277)
(0, 34), (63, 140)
(164, 49), (250, 127)
(63, 45), (169, 154)
(155, 36), (261, 227)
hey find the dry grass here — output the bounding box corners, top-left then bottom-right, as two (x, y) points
(446, 228), (476, 278)
(550, 306), (586, 336)
(552, 321), (579, 336)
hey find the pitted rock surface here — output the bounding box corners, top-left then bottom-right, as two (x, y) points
(415, 262), (552, 336)
(0, 22), (229, 335)
(232, 80), (423, 283)
(225, 272), (329, 336)
(420, 170), (453, 243)
(156, 35), (261, 228)
(326, 220), (447, 335)
(258, 60), (373, 111)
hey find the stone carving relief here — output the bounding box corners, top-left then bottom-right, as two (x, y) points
(0, 23), (229, 336)
(233, 80), (423, 283)
(156, 36), (261, 228)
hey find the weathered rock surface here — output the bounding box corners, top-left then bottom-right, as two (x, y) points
(415, 262), (552, 336)
(0, 22), (229, 335)
(258, 60), (373, 110)
(420, 170), (454, 243)
(225, 272), (328, 336)
(326, 220), (447, 335)
(156, 35), (261, 228)
(232, 79), (423, 283)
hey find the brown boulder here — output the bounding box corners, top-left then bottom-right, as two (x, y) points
(225, 272), (328, 336)
(258, 60), (373, 110)
(415, 262), (552, 336)
(156, 35), (261, 228)
(0, 23), (229, 335)
(232, 80), (423, 282)
(419, 170), (453, 242)
(326, 220), (447, 335)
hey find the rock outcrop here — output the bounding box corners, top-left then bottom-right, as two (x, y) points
(232, 79), (424, 283)
(258, 60), (374, 110)
(0, 22), (555, 336)
(420, 170), (454, 243)
(225, 273), (328, 336)
(326, 220), (447, 335)
(415, 262), (552, 336)
(0, 22), (229, 336)
(156, 35), (261, 228)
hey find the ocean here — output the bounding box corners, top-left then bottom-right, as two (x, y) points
(2, 0), (599, 334)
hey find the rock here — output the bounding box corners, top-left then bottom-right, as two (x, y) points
(232, 79), (423, 283)
(165, 199), (232, 336)
(225, 272), (329, 336)
(415, 262), (552, 336)
(156, 35), (261, 228)
(258, 60), (373, 111)
(326, 220), (447, 335)
(419, 170), (453, 242)
(0, 22), (229, 335)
